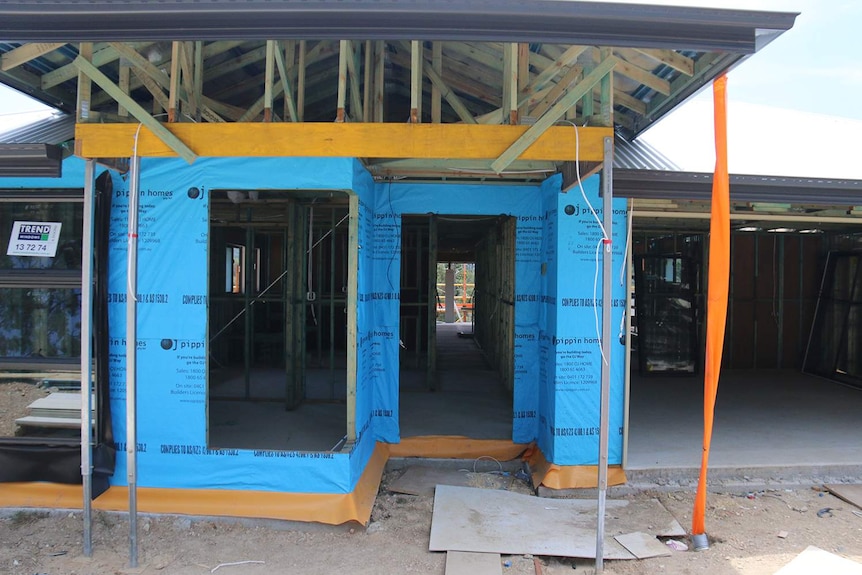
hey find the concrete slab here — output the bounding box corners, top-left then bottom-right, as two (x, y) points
(389, 466), (512, 497)
(627, 370), (862, 471)
(773, 546), (862, 575)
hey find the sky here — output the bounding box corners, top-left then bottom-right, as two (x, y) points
(0, 0), (859, 177)
(593, 0), (862, 177)
(0, 85), (55, 133)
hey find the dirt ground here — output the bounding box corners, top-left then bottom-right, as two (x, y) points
(2, 471), (862, 575)
(2, 380), (862, 574)
(0, 380), (47, 437)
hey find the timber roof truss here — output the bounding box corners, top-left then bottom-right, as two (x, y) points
(0, 1), (797, 183)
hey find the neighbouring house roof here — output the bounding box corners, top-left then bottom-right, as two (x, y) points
(0, 112), (74, 145)
(617, 169), (862, 206)
(614, 133), (680, 171)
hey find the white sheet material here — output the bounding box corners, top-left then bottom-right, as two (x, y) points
(429, 485), (683, 560)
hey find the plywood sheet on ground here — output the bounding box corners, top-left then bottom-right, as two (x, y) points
(774, 546), (862, 575)
(825, 484), (862, 510)
(614, 532), (671, 559)
(445, 551), (502, 575)
(429, 485), (683, 559)
(389, 467), (512, 497)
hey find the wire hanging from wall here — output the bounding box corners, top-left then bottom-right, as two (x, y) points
(564, 120), (612, 367)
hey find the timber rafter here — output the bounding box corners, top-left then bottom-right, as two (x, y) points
(3, 36), (724, 177)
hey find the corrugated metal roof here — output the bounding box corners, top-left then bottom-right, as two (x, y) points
(614, 135), (681, 171)
(0, 112), (75, 145)
(615, 169), (862, 205)
(0, 1), (797, 52)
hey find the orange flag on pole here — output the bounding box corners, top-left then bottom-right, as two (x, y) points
(691, 74), (730, 545)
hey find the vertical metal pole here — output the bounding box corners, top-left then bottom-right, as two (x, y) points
(595, 135), (614, 573)
(346, 194), (359, 444)
(81, 159), (96, 557)
(126, 154), (141, 569)
(244, 217), (253, 399)
(329, 207), (336, 397)
(336, 40), (348, 122)
(410, 40), (421, 123)
(725, 234), (731, 367)
(776, 237), (785, 368)
(753, 235), (759, 368)
(428, 216), (438, 391)
(803, 251), (831, 371)
(621, 200), (633, 470)
(798, 238), (805, 359)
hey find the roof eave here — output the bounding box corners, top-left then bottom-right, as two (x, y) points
(0, 1), (798, 50)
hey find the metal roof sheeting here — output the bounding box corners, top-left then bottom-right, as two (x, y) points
(0, 113), (75, 145)
(614, 135), (680, 171)
(0, 1), (797, 51)
(615, 169), (862, 206)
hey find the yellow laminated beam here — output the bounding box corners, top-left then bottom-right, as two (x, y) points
(75, 122), (611, 162)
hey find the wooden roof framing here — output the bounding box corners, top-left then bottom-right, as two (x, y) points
(0, 1), (796, 182)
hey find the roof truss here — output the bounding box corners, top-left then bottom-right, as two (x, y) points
(0, 2), (796, 181)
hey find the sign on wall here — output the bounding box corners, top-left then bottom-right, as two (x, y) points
(6, 221), (62, 257)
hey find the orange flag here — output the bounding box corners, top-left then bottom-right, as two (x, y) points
(692, 75), (730, 538)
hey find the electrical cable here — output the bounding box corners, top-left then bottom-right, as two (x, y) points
(562, 120), (611, 366)
(127, 122), (145, 303)
(570, 122), (609, 241)
(309, 214), (349, 252)
(128, 113), (174, 304)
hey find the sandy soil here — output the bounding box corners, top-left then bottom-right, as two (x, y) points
(2, 474), (862, 575)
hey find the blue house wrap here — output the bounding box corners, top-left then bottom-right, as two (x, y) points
(4, 155), (627, 494)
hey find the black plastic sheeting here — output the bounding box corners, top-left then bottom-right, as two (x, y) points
(0, 439), (114, 496)
(0, 170), (116, 495)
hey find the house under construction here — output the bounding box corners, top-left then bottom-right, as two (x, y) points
(9, 1), (861, 531)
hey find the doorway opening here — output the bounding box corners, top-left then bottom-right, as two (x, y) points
(398, 214), (516, 439)
(207, 189), (352, 452)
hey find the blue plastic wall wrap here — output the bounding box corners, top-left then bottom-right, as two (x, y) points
(541, 174), (628, 465)
(369, 180), (547, 444)
(350, 160), (378, 486)
(106, 157), (358, 493)
(7, 155), (627, 494)
(365, 174), (627, 464)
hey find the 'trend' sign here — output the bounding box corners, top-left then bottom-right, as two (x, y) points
(6, 221), (62, 257)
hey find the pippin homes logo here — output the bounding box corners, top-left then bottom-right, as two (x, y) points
(161, 338), (205, 351)
(6, 221), (62, 257)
